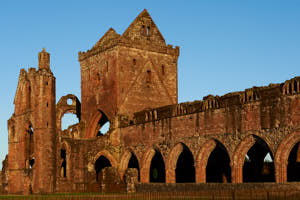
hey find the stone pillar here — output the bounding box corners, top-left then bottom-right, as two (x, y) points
(124, 168), (138, 193)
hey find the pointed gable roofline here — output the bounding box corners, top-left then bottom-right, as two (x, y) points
(79, 9), (179, 61)
(122, 9), (165, 44)
(93, 28), (120, 49)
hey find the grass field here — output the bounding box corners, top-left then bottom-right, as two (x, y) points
(0, 191), (298, 200)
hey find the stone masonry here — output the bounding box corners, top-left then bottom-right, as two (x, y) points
(4, 9), (300, 194)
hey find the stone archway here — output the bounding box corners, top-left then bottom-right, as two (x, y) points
(166, 143), (195, 183)
(196, 140), (216, 183)
(119, 150), (140, 181)
(140, 147), (165, 183)
(206, 141), (231, 183)
(232, 135), (275, 183)
(93, 150), (117, 181)
(275, 131), (300, 182)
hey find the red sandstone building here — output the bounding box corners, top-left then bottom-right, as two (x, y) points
(3, 10), (300, 194)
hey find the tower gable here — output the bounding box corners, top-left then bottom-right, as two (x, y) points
(93, 28), (120, 50)
(122, 9), (166, 46)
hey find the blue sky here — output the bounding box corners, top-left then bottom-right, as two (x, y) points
(0, 1), (299, 165)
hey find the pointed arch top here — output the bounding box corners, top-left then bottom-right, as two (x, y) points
(93, 149), (117, 168)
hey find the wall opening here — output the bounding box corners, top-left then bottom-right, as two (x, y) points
(29, 157), (35, 169)
(162, 65), (165, 75)
(96, 111), (110, 136)
(61, 113), (79, 130)
(128, 152), (140, 181)
(287, 142), (300, 181)
(60, 149), (67, 178)
(67, 98), (73, 105)
(95, 156), (112, 181)
(176, 145), (195, 183)
(243, 137), (275, 182)
(26, 125), (34, 169)
(146, 70), (151, 83)
(150, 150), (165, 182)
(147, 26), (150, 36)
(294, 81), (298, 93)
(206, 142), (231, 183)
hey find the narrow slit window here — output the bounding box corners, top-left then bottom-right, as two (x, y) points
(61, 149), (67, 178)
(162, 65), (165, 75)
(106, 61), (109, 72)
(147, 70), (151, 83)
(147, 26), (150, 36)
(141, 25), (145, 35)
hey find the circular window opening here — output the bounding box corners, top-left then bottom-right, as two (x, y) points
(67, 99), (73, 105)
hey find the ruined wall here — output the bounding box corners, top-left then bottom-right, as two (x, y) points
(6, 9), (300, 195)
(7, 49), (57, 194)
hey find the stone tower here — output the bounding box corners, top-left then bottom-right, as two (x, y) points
(7, 49), (57, 194)
(79, 9), (180, 138)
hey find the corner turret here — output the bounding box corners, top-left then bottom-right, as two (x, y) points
(38, 48), (50, 70)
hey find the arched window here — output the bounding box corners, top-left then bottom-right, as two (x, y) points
(128, 152), (140, 181)
(60, 149), (67, 178)
(243, 136), (275, 182)
(95, 156), (112, 181)
(287, 142), (300, 181)
(150, 150), (165, 182)
(176, 145), (195, 183)
(206, 142), (231, 183)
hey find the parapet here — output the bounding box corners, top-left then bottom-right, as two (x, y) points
(118, 76), (300, 127)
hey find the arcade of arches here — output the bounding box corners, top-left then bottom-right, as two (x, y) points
(94, 132), (300, 184)
(5, 9), (299, 194)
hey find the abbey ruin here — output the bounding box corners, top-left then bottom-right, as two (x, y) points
(2, 9), (300, 194)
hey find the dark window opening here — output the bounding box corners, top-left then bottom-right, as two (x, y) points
(206, 142), (231, 183)
(46, 102), (48, 107)
(128, 153), (140, 181)
(294, 81), (298, 93)
(176, 145), (195, 183)
(162, 65), (165, 75)
(133, 59), (136, 65)
(26, 125), (34, 169)
(95, 156), (111, 181)
(289, 83), (292, 94)
(61, 149), (67, 178)
(150, 150), (165, 182)
(287, 142), (300, 181)
(141, 25), (145, 35)
(106, 61), (109, 72)
(243, 136), (275, 182)
(29, 157), (35, 169)
(146, 70), (151, 83)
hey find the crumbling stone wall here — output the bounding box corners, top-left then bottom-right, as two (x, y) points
(5, 9), (300, 194)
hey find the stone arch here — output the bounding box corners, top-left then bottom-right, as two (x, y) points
(275, 131), (300, 182)
(166, 142), (195, 183)
(196, 139), (230, 183)
(232, 134), (274, 183)
(93, 150), (118, 182)
(140, 147), (165, 183)
(206, 140), (231, 183)
(56, 94), (81, 131)
(93, 150), (117, 168)
(119, 149), (140, 180)
(86, 109), (110, 138)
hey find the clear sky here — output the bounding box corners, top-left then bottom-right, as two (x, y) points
(0, 1), (299, 166)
